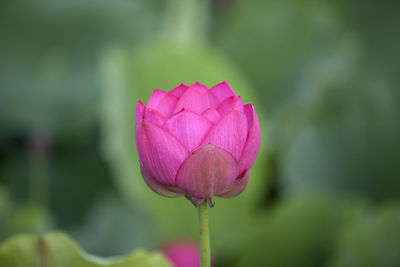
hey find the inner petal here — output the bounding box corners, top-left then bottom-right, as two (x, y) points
(210, 81), (236, 102)
(173, 87), (211, 115)
(170, 83), (189, 98)
(156, 93), (179, 118)
(147, 89), (167, 109)
(201, 108), (221, 124)
(201, 109), (248, 160)
(207, 91), (220, 109)
(164, 109), (213, 152)
(144, 109), (166, 126)
(190, 81), (209, 93)
(217, 96), (244, 117)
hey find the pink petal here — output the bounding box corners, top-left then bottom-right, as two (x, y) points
(173, 87), (210, 115)
(190, 81), (208, 93)
(135, 120), (189, 186)
(176, 143), (238, 199)
(144, 109), (166, 126)
(170, 83), (189, 98)
(217, 170), (250, 198)
(135, 101), (145, 123)
(201, 110), (248, 160)
(147, 89), (167, 109)
(162, 241), (201, 267)
(156, 93), (179, 118)
(207, 91), (220, 109)
(140, 165), (184, 197)
(238, 104), (261, 174)
(210, 81), (236, 102)
(201, 108), (221, 124)
(164, 109), (213, 151)
(217, 96), (244, 117)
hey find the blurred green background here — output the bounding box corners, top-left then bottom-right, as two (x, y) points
(1, 0), (400, 266)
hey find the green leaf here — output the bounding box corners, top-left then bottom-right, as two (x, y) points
(238, 194), (363, 267)
(70, 195), (154, 257)
(0, 232), (170, 267)
(0, 186), (54, 241)
(4, 204), (54, 238)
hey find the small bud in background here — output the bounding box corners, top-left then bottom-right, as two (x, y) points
(160, 240), (201, 267)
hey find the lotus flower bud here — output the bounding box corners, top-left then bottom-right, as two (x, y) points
(135, 82), (260, 206)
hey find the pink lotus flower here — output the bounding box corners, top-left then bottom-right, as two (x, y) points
(135, 81), (260, 206)
(161, 240), (201, 267)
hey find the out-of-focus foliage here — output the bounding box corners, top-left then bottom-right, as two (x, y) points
(0, 185), (53, 241)
(238, 194), (362, 267)
(0, 232), (169, 267)
(214, 0), (400, 201)
(70, 196), (155, 256)
(1, 0), (400, 266)
(329, 203), (400, 267)
(239, 195), (400, 267)
(0, 0), (162, 134)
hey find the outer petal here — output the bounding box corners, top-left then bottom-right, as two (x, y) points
(173, 87), (210, 114)
(170, 83), (189, 98)
(144, 109), (166, 126)
(140, 165), (184, 197)
(201, 110), (248, 160)
(210, 81), (236, 102)
(201, 108), (221, 124)
(238, 104), (261, 174)
(135, 101), (145, 123)
(217, 96), (244, 117)
(156, 93), (179, 118)
(147, 89), (167, 109)
(217, 170), (250, 198)
(176, 144), (238, 199)
(135, 120), (189, 186)
(164, 109), (213, 151)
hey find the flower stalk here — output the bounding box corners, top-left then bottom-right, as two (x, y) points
(198, 200), (211, 267)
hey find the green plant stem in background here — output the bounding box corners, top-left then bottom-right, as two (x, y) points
(29, 132), (50, 207)
(164, 0), (210, 46)
(198, 200), (211, 267)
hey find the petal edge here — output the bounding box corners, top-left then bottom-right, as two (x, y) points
(201, 110), (248, 160)
(141, 165), (184, 197)
(164, 109), (213, 151)
(135, 120), (189, 186)
(210, 81), (236, 101)
(238, 104), (261, 174)
(217, 170), (250, 198)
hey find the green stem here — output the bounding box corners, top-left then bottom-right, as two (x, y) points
(164, 0), (210, 46)
(29, 132), (50, 206)
(198, 200), (211, 267)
